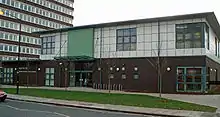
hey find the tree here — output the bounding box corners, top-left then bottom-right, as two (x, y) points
(146, 22), (169, 97)
(146, 49), (169, 97)
(106, 52), (117, 93)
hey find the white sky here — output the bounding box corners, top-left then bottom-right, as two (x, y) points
(73, 0), (220, 26)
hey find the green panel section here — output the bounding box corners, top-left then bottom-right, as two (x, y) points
(67, 28), (94, 57)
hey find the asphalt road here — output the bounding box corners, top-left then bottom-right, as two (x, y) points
(0, 100), (158, 117)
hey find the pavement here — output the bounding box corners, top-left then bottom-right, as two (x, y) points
(6, 94), (220, 117)
(0, 99), (155, 117)
(147, 93), (220, 113)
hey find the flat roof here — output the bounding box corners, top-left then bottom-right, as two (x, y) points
(33, 12), (220, 39)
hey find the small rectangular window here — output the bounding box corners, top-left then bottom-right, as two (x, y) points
(20, 3), (23, 9)
(0, 44), (3, 50)
(6, 0), (10, 5)
(9, 45), (12, 51)
(30, 48), (33, 54)
(26, 48), (29, 53)
(133, 73), (139, 80)
(4, 45), (8, 51)
(0, 32), (3, 38)
(13, 46), (17, 52)
(13, 35), (17, 41)
(11, 1), (15, 6)
(22, 36), (26, 42)
(22, 47), (25, 53)
(9, 34), (13, 40)
(108, 74), (114, 79)
(121, 74), (126, 79)
(5, 33), (8, 39)
(27, 37), (30, 43)
(24, 4), (27, 10)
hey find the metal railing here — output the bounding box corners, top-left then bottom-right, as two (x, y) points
(93, 83), (123, 91)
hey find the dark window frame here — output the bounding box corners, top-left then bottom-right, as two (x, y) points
(41, 36), (55, 55)
(1, 68), (13, 85)
(215, 37), (218, 56)
(219, 41), (220, 58)
(133, 73), (139, 80)
(215, 69), (218, 81)
(116, 28), (137, 51)
(177, 67), (204, 92)
(121, 73), (126, 80)
(205, 24), (210, 50)
(45, 68), (55, 87)
(176, 22), (205, 49)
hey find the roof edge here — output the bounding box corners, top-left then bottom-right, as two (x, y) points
(33, 12), (216, 35)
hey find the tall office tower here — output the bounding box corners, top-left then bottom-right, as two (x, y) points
(0, 0), (74, 61)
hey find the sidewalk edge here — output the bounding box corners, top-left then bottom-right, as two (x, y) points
(8, 97), (185, 117)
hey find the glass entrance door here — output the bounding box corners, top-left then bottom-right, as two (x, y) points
(176, 67), (205, 92)
(69, 71), (92, 87)
(75, 72), (82, 87)
(69, 72), (75, 87)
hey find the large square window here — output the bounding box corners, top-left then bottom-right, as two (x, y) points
(176, 23), (205, 49)
(116, 28), (137, 51)
(41, 36), (55, 55)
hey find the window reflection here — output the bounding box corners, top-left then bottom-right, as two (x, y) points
(176, 23), (205, 49)
(177, 67), (203, 92)
(116, 28), (137, 51)
(41, 36), (55, 55)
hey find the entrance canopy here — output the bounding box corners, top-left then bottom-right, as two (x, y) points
(54, 56), (95, 62)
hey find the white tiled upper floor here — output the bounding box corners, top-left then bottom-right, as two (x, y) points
(38, 15), (220, 64)
(93, 18), (220, 63)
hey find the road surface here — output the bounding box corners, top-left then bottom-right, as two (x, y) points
(0, 99), (158, 117)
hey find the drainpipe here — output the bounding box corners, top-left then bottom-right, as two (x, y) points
(157, 21), (162, 97)
(99, 28), (103, 89)
(59, 31), (62, 87)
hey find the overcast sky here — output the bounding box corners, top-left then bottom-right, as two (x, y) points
(73, 0), (219, 26)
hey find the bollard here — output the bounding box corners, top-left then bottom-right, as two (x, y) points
(100, 84), (102, 89)
(118, 84), (120, 91)
(106, 84), (108, 90)
(93, 83), (95, 89)
(119, 84), (123, 91)
(103, 84), (105, 90)
(119, 84), (121, 91)
(96, 84), (98, 89)
(121, 85), (123, 91)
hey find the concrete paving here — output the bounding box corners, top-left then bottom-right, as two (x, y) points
(146, 93), (220, 113)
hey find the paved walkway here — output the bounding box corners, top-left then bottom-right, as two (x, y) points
(7, 94), (219, 117)
(2, 85), (220, 114)
(146, 94), (220, 113)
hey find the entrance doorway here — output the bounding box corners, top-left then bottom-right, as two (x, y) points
(176, 67), (206, 93)
(69, 71), (92, 87)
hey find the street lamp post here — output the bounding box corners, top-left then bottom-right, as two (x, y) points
(0, 10), (21, 94)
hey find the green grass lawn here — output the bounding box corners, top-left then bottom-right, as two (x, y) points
(3, 88), (217, 112)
